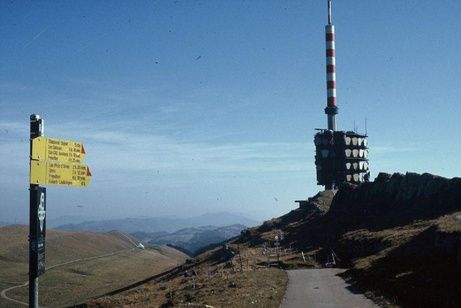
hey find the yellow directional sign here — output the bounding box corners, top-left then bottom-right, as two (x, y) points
(32, 137), (86, 163)
(30, 160), (92, 187)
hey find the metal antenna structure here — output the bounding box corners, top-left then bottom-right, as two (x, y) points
(324, 0), (338, 130)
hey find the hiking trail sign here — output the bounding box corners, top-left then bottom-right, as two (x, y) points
(28, 114), (92, 307)
(30, 137), (92, 186)
(32, 136), (86, 163)
(30, 160), (92, 187)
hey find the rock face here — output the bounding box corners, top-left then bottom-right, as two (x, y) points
(330, 172), (461, 226)
(297, 190), (336, 214)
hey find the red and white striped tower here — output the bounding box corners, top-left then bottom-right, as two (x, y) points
(325, 0), (338, 130)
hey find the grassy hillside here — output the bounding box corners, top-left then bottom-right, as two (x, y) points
(0, 225), (188, 307)
(88, 243), (287, 307)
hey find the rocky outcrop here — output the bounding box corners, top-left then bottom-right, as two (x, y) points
(330, 172), (461, 226)
(296, 190), (336, 214)
(369, 172), (460, 201)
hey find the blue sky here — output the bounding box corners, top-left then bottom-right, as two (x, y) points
(1, 0), (460, 224)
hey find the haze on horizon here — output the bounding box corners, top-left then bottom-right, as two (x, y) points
(1, 0), (460, 224)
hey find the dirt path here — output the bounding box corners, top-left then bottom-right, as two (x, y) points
(280, 269), (378, 308)
(0, 248), (136, 306)
(1, 282), (29, 306)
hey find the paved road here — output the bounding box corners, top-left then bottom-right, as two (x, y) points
(280, 269), (378, 308)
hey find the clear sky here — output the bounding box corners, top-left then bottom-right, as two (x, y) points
(1, 0), (460, 223)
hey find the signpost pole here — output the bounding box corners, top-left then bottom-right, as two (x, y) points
(29, 114), (44, 308)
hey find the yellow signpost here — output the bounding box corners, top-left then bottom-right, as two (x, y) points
(28, 114), (92, 307)
(32, 136), (85, 163)
(30, 160), (92, 187)
(29, 135), (92, 187)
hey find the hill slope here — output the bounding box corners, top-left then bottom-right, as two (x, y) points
(239, 172), (461, 307)
(0, 225), (188, 307)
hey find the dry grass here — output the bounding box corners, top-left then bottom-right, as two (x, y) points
(435, 212), (461, 233)
(90, 267), (287, 307)
(89, 244), (289, 307)
(8, 249), (181, 307)
(0, 225), (188, 307)
(0, 225), (139, 265)
(151, 245), (190, 263)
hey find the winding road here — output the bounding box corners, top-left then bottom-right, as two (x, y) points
(280, 269), (378, 308)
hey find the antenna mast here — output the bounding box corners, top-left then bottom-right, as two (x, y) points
(325, 0), (338, 130)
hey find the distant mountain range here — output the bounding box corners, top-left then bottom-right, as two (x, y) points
(47, 215), (105, 228)
(132, 224), (246, 255)
(54, 212), (259, 234)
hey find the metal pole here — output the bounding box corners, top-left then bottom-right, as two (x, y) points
(29, 114), (43, 308)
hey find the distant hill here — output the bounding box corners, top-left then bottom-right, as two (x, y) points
(55, 212), (258, 233)
(47, 215), (104, 228)
(0, 225), (137, 265)
(0, 225), (188, 307)
(136, 224), (246, 255)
